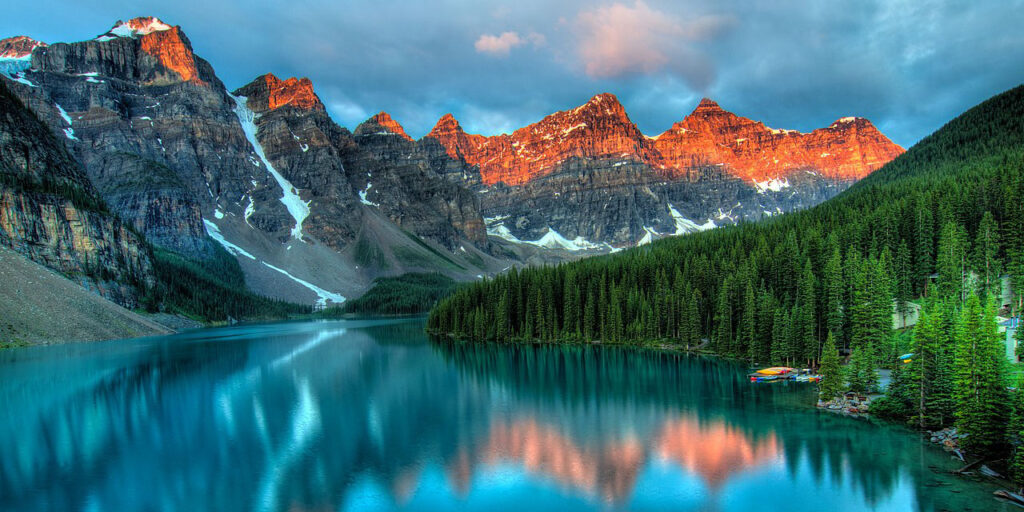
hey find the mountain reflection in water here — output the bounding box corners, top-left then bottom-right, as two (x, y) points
(0, 319), (1010, 511)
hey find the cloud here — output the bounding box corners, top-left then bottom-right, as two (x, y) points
(575, 1), (731, 89)
(475, 31), (545, 57)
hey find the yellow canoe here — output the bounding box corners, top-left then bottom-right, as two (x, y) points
(756, 367), (793, 375)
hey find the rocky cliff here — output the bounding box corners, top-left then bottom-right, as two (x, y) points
(651, 98), (903, 183)
(425, 94), (903, 246)
(0, 16), (906, 305)
(0, 80), (153, 306)
(1, 19), (502, 305)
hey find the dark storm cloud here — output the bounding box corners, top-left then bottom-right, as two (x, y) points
(5, 0), (1023, 146)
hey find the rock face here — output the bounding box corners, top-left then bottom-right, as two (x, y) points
(1, 18), (503, 304)
(651, 98), (902, 183)
(426, 94), (904, 246)
(0, 36), (46, 58)
(0, 16), (906, 304)
(347, 112), (487, 248)
(2, 18), (254, 259)
(232, 74), (487, 251)
(0, 80), (153, 307)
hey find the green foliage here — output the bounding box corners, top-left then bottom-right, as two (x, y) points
(1009, 384), (1024, 487)
(952, 295), (1011, 460)
(148, 244), (310, 322)
(818, 331), (844, 400)
(874, 358), (914, 420)
(906, 301), (956, 428)
(430, 85), (1024, 369)
(324, 273), (456, 316)
(847, 345), (877, 393)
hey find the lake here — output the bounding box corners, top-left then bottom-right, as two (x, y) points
(0, 318), (1011, 511)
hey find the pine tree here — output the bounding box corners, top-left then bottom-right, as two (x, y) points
(1008, 382), (1024, 489)
(936, 221), (968, 303)
(684, 289), (700, 348)
(848, 344), (877, 393)
(894, 241), (913, 327)
(742, 281), (758, 363)
(914, 204), (935, 297)
(953, 295), (1011, 459)
(824, 247), (845, 344)
(907, 303), (948, 428)
(818, 331), (844, 401)
(869, 254), (896, 361)
(972, 211), (1001, 298)
(797, 261), (819, 365)
(771, 308), (789, 365)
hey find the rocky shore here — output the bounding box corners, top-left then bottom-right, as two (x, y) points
(817, 392), (873, 417)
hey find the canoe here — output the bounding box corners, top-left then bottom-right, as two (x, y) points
(756, 367), (794, 375)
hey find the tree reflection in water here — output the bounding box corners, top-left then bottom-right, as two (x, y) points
(0, 319), (1010, 512)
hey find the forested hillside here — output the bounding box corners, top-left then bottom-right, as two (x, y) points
(429, 85), (1024, 366)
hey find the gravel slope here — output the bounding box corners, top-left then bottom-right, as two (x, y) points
(0, 246), (172, 344)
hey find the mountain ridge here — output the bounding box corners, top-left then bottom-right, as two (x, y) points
(0, 15), (907, 310)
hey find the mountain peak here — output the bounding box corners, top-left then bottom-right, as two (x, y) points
(586, 92), (620, 105)
(429, 113), (464, 136)
(233, 74), (323, 112)
(98, 17), (174, 41)
(692, 97), (726, 114)
(356, 112), (413, 141)
(829, 116), (866, 128)
(572, 92), (627, 117)
(0, 36), (46, 59)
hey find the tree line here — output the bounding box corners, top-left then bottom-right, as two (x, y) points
(429, 85), (1024, 481)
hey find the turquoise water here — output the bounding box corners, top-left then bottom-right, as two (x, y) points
(0, 318), (1010, 511)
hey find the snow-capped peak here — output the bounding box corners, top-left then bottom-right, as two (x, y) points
(97, 17), (173, 41)
(0, 36), (46, 59)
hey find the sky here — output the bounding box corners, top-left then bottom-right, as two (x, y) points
(6, 0), (1024, 147)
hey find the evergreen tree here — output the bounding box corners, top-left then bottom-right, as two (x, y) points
(936, 221), (968, 303)
(847, 344), (877, 393)
(684, 289), (701, 348)
(797, 261), (819, 365)
(1009, 383), (1024, 489)
(972, 211), (1001, 298)
(953, 295), (1011, 459)
(907, 303), (948, 428)
(894, 241), (913, 328)
(914, 205), (935, 297)
(818, 331), (844, 401)
(742, 281), (758, 363)
(824, 247), (845, 343)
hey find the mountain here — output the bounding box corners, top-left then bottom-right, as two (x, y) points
(425, 93), (903, 248)
(428, 85), (1024, 354)
(0, 16), (903, 309)
(0, 18), (505, 306)
(0, 79), (153, 307)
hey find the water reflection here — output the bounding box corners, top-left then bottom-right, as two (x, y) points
(0, 319), (1009, 511)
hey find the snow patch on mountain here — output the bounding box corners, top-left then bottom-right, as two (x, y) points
(54, 104), (78, 141)
(231, 93), (310, 241)
(753, 177), (790, 193)
(359, 182), (378, 206)
(260, 262), (345, 307)
(204, 219), (256, 260)
(204, 218), (344, 306)
(100, 18), (173, 40)
(486, 220), (607, 252)
(531, 228), (605, 251)
(667, 204), (716, 235)
(637, 227), (659, 246)
(0, 55), (35, 86)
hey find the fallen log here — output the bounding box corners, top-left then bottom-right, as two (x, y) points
(994, 490), (1024, 506)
